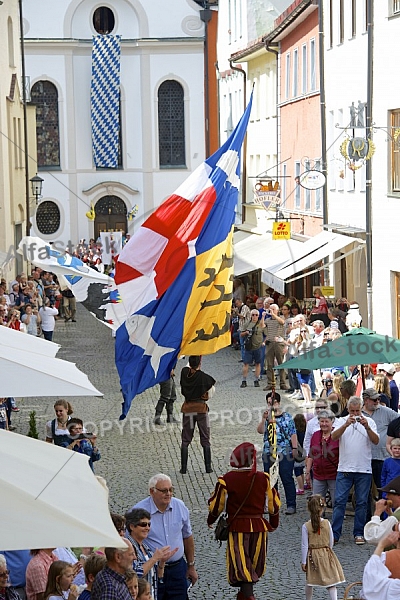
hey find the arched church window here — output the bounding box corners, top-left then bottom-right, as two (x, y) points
(93, 7), (115, 34)
(31, 81), (60, 168)
(158, 80), (186, 168)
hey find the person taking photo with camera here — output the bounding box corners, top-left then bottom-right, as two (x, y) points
(330, 396), (379, 546)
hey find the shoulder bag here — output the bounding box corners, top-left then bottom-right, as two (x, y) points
(215, 474), (256, 545)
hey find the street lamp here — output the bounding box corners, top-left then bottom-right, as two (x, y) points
(30, 174), (44, 205)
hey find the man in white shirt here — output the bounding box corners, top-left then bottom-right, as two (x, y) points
(331, 396), (379, 545)
(312, 320), (325, 348)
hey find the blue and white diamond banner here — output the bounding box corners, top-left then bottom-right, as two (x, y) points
(91, 35), (121, 168)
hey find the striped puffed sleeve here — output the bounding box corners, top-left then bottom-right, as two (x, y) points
(207, 477), (227, 526)
(265, 472), (280, 531)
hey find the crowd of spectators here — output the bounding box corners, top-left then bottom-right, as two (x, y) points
(3, 272), (400, 599)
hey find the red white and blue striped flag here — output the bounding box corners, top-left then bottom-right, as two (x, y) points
(115, 96), (253, 418)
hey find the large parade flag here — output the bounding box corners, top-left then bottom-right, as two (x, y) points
(18, 237), (128, 329)
(115, 95), (253, 418)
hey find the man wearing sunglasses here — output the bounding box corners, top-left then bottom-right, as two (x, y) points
(133, 473), (198, 599)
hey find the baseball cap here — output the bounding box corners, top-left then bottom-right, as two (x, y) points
(381, 363), (396, 375)
(362, 388), (380, 400)
(379, 475), (400, 495)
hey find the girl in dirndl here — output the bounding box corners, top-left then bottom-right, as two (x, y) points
(301, 495), (345, 600)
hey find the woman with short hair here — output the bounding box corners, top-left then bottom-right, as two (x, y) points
(306, 410), (339, 506)
(0, 554), (21, 600)
(124, 508), (175, 599)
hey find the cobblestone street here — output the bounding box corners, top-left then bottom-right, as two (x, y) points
(12, 306), (373, 599)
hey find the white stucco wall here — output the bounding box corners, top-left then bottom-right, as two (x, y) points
(369, 6), (400, 335)
(323, 0), (368, 231)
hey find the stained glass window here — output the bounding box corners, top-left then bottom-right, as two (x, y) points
(31, 81), (60, 168)
(158, 81), (186, 168)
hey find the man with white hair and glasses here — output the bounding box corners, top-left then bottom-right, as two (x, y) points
(133, 474), (198, 599)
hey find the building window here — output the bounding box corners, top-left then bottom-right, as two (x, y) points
(390, 109), (400, 193)
(304, 160), (311, 210)
(329, 0), (333, 48)
(393, 0), (400, 15)
(232, 0), (237, 41)
(93, 7), (115, 34)
(310, 39), (316, 91)
(228, 0), (232, 43)
(295, 162), (301, 208)
(8, 17), (15, 68)
(13, 118), (23, 169)
(35, 201), (61, 235)
(339, 0), (344, 43)
(31, 81), (60, 168)
(351, 0), (356, 36)
(238, 0), (242, 38)
(282, 163), (287, 204)
(315, 159), (322, 211)
(302, 44), (307, 94)
(293, 49), (298, 97)
(285, 53), (290, 100)
(158, 80), (186, 168)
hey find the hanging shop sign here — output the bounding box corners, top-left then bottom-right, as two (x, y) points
(340, 136), (375, 171)
(299, 170), (326, 190)
(253, 180), (281, 211)
(320, 286), (335, 297)
(272, 221), (291, 240)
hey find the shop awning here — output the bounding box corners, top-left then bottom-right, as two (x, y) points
(234, 230), (365, 294)
(273, 231), (365, 292)
(233, 231), (303, 291)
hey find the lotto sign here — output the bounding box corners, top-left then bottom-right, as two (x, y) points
(321, 286), (335, 297)
(272, 221), (291, 240)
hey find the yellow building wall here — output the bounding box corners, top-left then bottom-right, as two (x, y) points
(0, 0), (37, 279)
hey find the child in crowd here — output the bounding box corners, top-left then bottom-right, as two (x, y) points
(136, 578), (152, 600)
(0, 398), (8, 430)
(79, 554), (107, 600)
(294, 413), (307, 495)
(63, 418), (101, 472)
(125, 570), (139, 599)
(44, 561), (80, 600)
(381, 439), (400, 490)
(301, 495), (345, 600)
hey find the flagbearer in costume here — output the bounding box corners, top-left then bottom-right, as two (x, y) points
(179, 356), (216, 474)
(207, 442), (280, 600)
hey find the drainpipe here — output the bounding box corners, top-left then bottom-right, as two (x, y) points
(200, 9), (212, 158)
(365, 0), (373, 328)
(19, 0), (32, 237)
(318, 0), (328, 230)
(318, 0), (329, 284)
(265, 42), (279, 186)
(229, 60), (247, 218)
